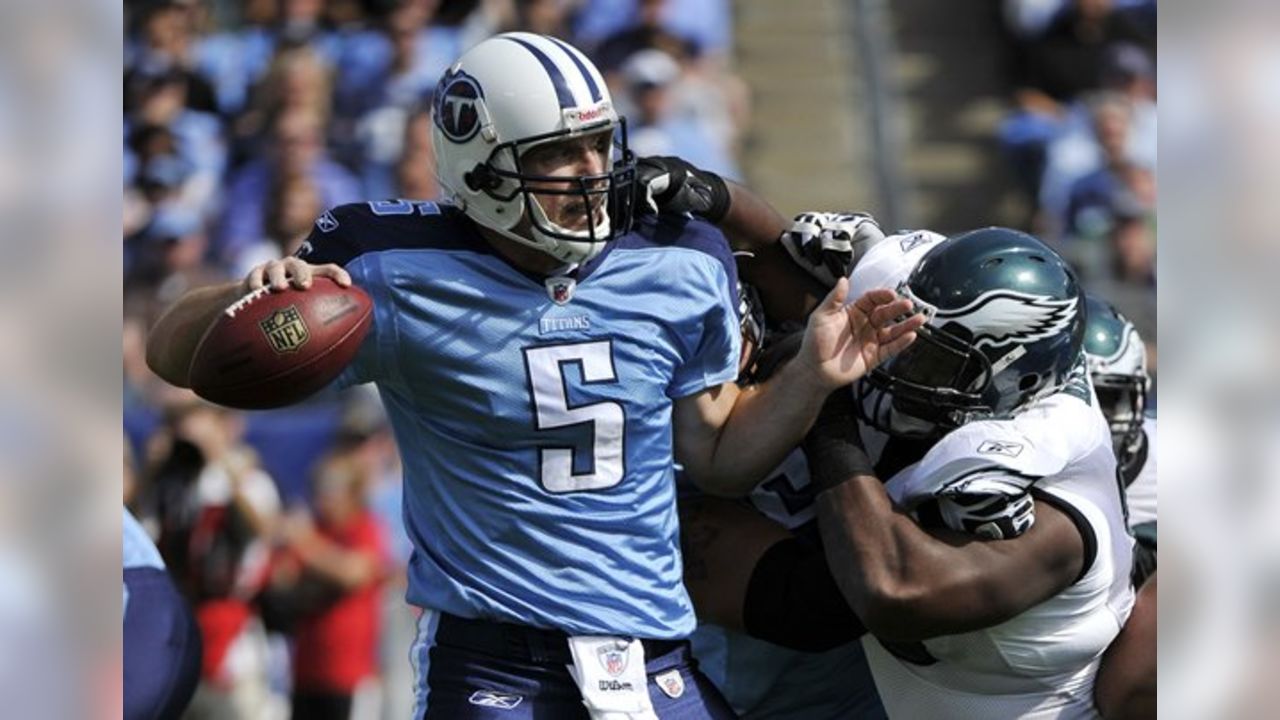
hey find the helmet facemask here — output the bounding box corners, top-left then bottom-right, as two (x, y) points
(1093, 372), (1148, 467)
(856, 280), (1080, 438)
(1082, 296), (1150, 471)
(735, 281), (767, 384)
(856, 318), (996, 438)
(465, 120), (637, 264)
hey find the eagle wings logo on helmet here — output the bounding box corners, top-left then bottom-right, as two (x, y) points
(934, 291), (1079, 349)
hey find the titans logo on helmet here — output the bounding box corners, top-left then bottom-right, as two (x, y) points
(434, 69), (485, 143)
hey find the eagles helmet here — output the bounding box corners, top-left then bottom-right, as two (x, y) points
(431, 32), (636, 264)
(1082, 294), (1149, 469)
(857, 227), (1086, 437)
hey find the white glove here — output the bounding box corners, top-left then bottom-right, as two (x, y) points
(779, 211), (887, 288)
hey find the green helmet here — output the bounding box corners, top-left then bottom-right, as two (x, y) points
(1082, 294), (1149, 471)
(857, 227), (1086, 437)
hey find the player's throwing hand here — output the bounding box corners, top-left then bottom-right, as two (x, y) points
(243, 256), (352, 293)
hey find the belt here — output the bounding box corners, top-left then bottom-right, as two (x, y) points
(434, 613), (685, 666)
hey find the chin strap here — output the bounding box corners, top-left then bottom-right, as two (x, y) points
(487, 222), (605, 265)
(451, 175), (611, 264)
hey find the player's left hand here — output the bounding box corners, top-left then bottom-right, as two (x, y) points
(797, 278), (925, 391)
(634, 155), (731, 222)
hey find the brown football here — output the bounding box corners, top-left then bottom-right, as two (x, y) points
(187, 278), (373, 409)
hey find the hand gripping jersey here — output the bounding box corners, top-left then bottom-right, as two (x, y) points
(850, 233), (1136, 719)
(299, 200), (741, 639)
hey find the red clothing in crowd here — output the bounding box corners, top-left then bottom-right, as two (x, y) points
(196, 599), (253, 684)
(292, 511), (389, 693)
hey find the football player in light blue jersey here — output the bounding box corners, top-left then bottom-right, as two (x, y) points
(146, 33), (924, 719)
(123, 507), (201, 720)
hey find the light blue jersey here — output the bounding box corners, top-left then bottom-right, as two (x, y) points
(123, 508), (165, 571)
(301, 201), (741, 638)
(123, 508), (164, 614)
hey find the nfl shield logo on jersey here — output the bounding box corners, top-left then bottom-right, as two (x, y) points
(545, 276), (576, 305)
(597, 644), (628, 677)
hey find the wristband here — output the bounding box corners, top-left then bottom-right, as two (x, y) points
(804, 431), (876, 494)
(804, 388), (875, 492)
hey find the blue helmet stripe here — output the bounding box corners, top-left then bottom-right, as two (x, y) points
(546, 36), (603, 103)
(504, 37), (577, 108)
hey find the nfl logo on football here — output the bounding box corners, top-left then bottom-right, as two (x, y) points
(259, 306), (310, 354)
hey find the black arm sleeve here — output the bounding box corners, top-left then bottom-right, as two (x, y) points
(741, 537), (867, 652)
(803, 387), (876, 494)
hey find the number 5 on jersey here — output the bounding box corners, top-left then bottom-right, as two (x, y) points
(523, 341), (625, 492)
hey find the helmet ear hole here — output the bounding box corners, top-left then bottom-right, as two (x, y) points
(1018, 373), (1041, 391)
(941, 321), (973, 344)
(464, 165), (499, 192)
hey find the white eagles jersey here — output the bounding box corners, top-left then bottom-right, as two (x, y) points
(860, 389), (1135, 719)
(1125, 415), (1157, 528)
(848, 229), (947, 295)
(849, 228), (1136, 719)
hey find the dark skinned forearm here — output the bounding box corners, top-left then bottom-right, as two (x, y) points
(721, 181), (828, 324)
(719, 180), (788, 253)
(814, 476), (1083, 641)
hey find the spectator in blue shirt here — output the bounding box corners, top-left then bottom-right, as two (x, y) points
(217, 108), (359, 269)
(340, 6), (445, 198)
(622, 49), (740, 179)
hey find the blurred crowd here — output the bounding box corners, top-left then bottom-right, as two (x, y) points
(122, 0), (743, 717)
(997, 0), (1157, 347)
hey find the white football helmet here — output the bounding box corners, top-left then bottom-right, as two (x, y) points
(431, 32), (636, 264)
